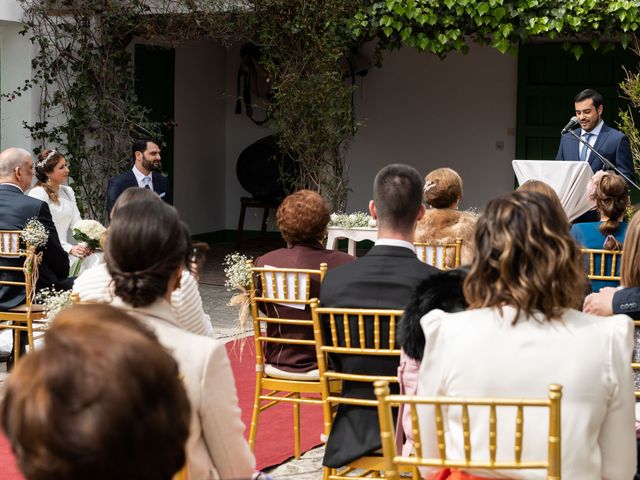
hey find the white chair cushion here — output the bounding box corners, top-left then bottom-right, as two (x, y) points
(264, 364), (320, 381)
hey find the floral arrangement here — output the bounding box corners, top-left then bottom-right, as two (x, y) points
(69, 219), (106, 276)
(21, 218), (49, 248)
(329, 212), (376, 228)
(223, 252), (254, 343)
(586, 170), (608, 202)
(35, 287), (72, 316)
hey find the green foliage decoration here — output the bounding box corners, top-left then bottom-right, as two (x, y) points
(618, 35), (640, 183)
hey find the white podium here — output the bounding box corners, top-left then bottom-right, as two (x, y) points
(512, 160), (594, 221)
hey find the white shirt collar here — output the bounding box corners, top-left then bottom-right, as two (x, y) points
(132, 165), (151, 186)
(0, 182), (24, 193)
(374, 238), (416, 253)
(581, 119), (604, 137)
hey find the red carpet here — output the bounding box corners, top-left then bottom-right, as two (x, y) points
(226, 337), (324, 470)
(0, 431), (23, 480)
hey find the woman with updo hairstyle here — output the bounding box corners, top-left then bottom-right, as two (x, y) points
(517, 179), (566, 219)
(105, 200), (256, 480)
(416, 191), (635, 480)
(28, 148), (100, 272)
(1, 304), (191, 480)
(571, 171), (630, 292)
(255, 189), (355, 373)
(414, 167), (477, 266)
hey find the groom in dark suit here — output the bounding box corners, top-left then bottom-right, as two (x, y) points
(319, 164), (438, 468)
(0, 147), (71, 310)
(105, 138), (173, 219)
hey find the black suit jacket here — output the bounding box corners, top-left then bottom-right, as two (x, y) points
(613, 287), (640, 319)
(319, 244), (438, 468)
(556, 123), (636, 184)
(105, 170), (172, 219)
(0, 184), (70, 309)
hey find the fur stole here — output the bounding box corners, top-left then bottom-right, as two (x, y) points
(414, 208), (477, 266)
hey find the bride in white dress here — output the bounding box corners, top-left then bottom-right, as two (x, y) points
(28, 149), (102, 275)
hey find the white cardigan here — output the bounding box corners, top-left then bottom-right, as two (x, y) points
(417, 306), (636, 479)
(28, 184), (80, 253)
(111, 298), (255, 480)
(73, 263), (214, 337)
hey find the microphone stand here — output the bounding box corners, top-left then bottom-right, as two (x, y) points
(566, 128), (640, 192)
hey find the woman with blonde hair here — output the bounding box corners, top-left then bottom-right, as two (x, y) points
(417, 190), (635, 479)
(414, 167), (476, 266)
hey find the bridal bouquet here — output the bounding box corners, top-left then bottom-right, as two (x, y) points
(69, 219), (106, 276)
(21, 218), (49, 248)
(329, 212), (377, 228)
(223, 252), (253, 341)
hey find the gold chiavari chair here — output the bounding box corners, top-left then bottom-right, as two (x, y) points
(374, 380), (563, 480)
(581, 248), (622, 283)
(413, 238), (462, 269)
(172, 464), (189, 480)
(311, 300), (410, 480)
(632, 321), (640, 399)
(0, 230), (47, 362)
(248, 260), (333, 459)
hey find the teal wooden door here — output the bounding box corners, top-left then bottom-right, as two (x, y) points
(516, 44), (637, 161)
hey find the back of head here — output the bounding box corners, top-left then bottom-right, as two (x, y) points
(517, 180), (565, 218)
(111, 186), (161, 218)
(424, 167), (463, 209)
(591, 172), (629, 250)
(373, 164), (423, 234)
(0, 304), (190, 480)
(464, 190), (584, 322)
(277, 189), (330, 245)
(0, 147), (30, 178)
(622, 210), (640, 288)
(106, 200), (190, 307)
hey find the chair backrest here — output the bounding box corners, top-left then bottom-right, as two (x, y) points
(0, 230), (36, 307)
(0, 230), (21, 257)
(580, 248), (622, 282)
(633, 320), (640, 399)
(374, 380), (562, 480)
(414, 238), (462, 269)
(248, 261), (328, 368)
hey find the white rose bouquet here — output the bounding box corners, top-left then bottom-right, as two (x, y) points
(69, 219), (106, 276)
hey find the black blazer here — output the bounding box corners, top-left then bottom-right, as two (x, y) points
(105, 170), (173, 219)
(0, 184), (70, 309)
(556, 122), (635, 184)
(613, 287), (640, 319)
(319, 244), (437, 468)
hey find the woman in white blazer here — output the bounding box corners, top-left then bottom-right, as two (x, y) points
(417, 190), (636, 480)
(104, 199), (255, 480)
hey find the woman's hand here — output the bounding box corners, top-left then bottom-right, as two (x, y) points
(583, 288), (616, 316)
(69, 244), (91, 258)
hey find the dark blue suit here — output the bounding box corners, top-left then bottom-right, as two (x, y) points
(105, 170), (172, 219)
(0, 184), (70, 309)
(556, 123), (635, 184)
(319, 245), (437, 468)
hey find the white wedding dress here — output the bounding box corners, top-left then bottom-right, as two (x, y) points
(28, 185), (103, 275)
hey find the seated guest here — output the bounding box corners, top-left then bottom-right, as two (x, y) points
(104, 200), (255, 479)
(254, 189), (354, 374)
(418, 191), (635, 479)
(517, 179), (566, 218)
(320, 164), (438, 468)
(73, 187), (213, 337)
(396, 268), (467, 455)
(414, 167), (476, 266)
(1, 304), (191, 480)
(0, 147), (71, 311)
(571, 171), (629, 292)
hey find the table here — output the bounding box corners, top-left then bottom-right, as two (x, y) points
(326, 227), (377, 256)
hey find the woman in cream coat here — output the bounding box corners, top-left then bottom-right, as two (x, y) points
(104, 199), (255, 480)
(417, 191), (636, 480)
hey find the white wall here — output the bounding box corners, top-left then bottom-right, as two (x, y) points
(173, 41), (228, 235)
(0, 1), (22, 23)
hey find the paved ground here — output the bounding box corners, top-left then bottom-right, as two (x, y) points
(0, 237), (327, 478)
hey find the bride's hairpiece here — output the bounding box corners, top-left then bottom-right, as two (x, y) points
(423, 180), (436, 193)
(586, 170), (609, 202)
(36, 149), (57, 169)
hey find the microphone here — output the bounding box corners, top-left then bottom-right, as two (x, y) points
(561, 116), (579, 134)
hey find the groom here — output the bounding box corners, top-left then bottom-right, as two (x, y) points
(0, 147), (71, 310)
(105, 138), (173, 220)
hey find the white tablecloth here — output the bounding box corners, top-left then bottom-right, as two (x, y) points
(326, 227), (377, 256)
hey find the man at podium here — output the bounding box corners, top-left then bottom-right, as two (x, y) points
(556, 88), (634, 184)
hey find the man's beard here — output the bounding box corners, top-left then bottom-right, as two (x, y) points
(142, 157), (162, 172)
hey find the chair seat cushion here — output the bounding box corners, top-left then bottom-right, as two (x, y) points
(264, 364), (320, 381)
(7, 303), (46, 313)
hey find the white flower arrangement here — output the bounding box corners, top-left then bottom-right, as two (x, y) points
(223, 252), (253, 291)
(20, 218), (49, 248)
(72, 219), (106, 250)
(35, 287), (72, 316)
(329, 212), (376, 229)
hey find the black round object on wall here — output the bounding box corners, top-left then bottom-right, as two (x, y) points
(236, 135), (296, 200)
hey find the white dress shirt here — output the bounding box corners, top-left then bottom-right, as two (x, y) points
(132, 165), (153, 190)
(580, 119), (604, 163)
(375, 238), (416, 253)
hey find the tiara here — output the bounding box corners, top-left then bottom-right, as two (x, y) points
(36, 149), (57, 169)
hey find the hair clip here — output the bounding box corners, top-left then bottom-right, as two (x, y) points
(36, 149), (57, 169)
(423, 180), (436, 193)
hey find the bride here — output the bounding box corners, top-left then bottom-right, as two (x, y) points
(28, 149), (102, 274)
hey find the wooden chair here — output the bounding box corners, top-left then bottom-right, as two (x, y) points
(0, 230), (47, 362)
(414, 238), (462, 269)
(374, 380), (562, 480)
(581, 248), (622, 283)
(248, 260), (333, 459)
(311, 300), (407, 480)
(172, 465), (188, 480)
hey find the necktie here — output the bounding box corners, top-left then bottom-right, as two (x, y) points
(142, 176), (151, 189)
(579, 133), (593, 162)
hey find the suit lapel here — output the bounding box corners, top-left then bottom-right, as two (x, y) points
(589, 123), (609, 169)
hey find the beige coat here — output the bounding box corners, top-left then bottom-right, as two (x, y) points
(414, 208), (477, 267)
(111, 298), (255, 480)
